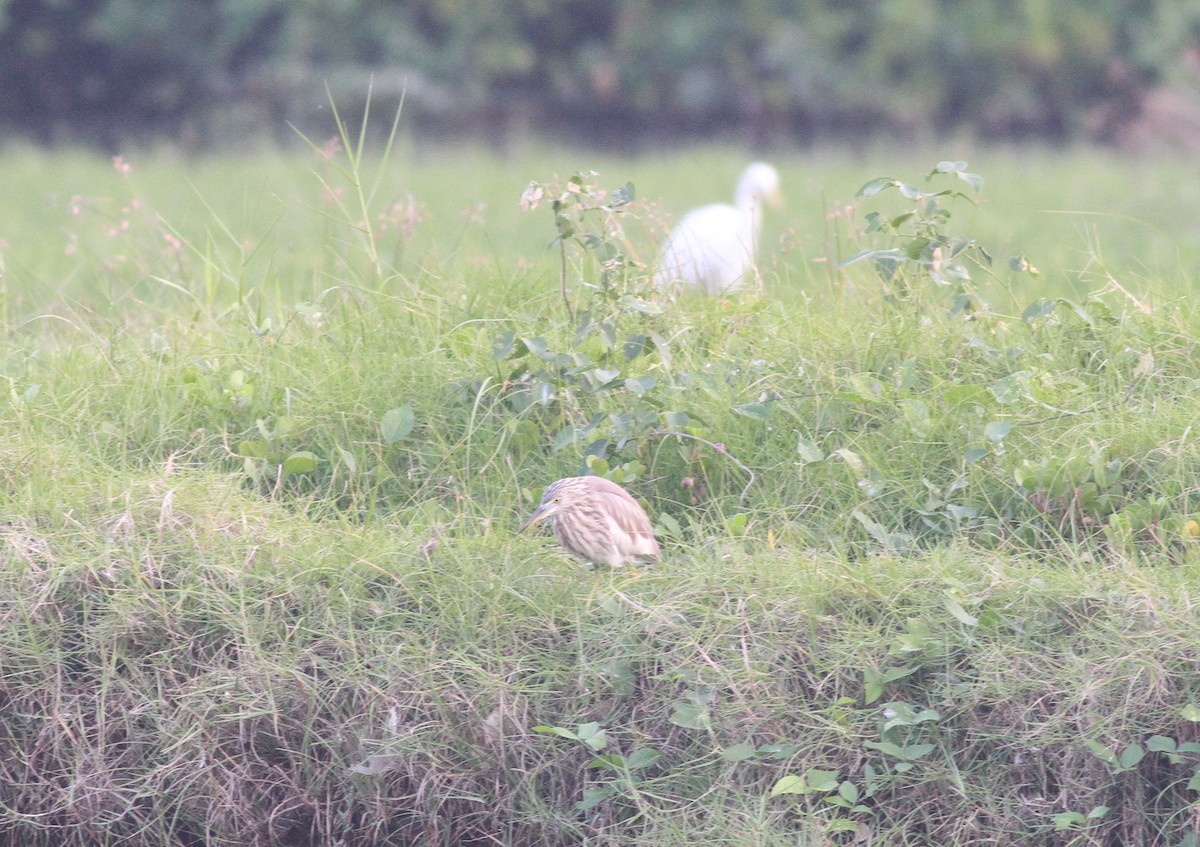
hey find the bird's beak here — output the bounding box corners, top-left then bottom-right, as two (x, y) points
(519, 506), (548, 533)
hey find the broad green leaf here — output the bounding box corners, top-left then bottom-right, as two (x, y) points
(551, 425), (579, 452)
(282, 451), (317, 476)
(591, 368), (621, 387)
(984, 420), (1011, 442)
(521, 336), (552, 359)
(669, 698), (710, 729)
(1181, 704), (1200, 722)
(805, 768), (840, 791)
(575, 786), (615, 811)
(623, 333), (648, 360)
(899, 398), (930, 437)
(732, 401), (771, 421)
(491, 331), (517, 360)
(1053, 811), (1085, 830)
(1085, 739), (1118, 767)
(655, 512), (683, 540)
(624, 375), (656, 397)
(945, 595), (979, 627)
(862, 740), (907, 759)
(825, 819), (859, 833)
(796, 434), (825, 464)
(770, 774), (811, 796)
(720, 743), (758, 762)
(575, 721), (608, 751)
(1145, 735), (1177, 753)
(1118, 741), (1144, 769)
(335, 445), (358, 473)
(586, 754), (625, 770)
(856, 177), (899, 198)
(903, 743), (935, 760)
(237, 439), (271, 459)
(625, 748), (661, 770)
(380, 406), (415, 443)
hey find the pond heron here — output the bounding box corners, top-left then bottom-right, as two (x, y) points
(520, 476), (660, 567)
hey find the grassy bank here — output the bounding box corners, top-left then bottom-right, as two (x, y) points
(3, 136), (1200, 845)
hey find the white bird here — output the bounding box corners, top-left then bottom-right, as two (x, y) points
(654, 162), (782, 296)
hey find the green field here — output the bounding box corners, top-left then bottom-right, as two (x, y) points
(4, 131), (1200, 846)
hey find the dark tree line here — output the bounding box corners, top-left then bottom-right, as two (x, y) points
(1, 0), (1197, 148)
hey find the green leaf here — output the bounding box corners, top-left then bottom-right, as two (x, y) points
(655, 511), (683, 540)
(732, 401), (771, 421)
(1188, 768), (1200, 792)
(281, 451), (317, 476)
(533, 725), (580, 741)
(521, 336), (552, 360)
(380, 406), (415, 443)
(957, 171), (983, 192)
(1118, 741), (1145, 769)
(625, 748), (661, 770)
(862, 740), (907, 759)
(587, 754), (625, 770)
(575, 721), (608, 751)
(898, 398), (930, 437)
(856, 177), (899, 198)
(944, 595), (979, 626)
(770, 774), (811, 796)
(903, 743), (935, 760)
(1053, 811), (1085, 830)
(623, 333), (648, 361)
(825, 819), (860, 833)
(335, 445), (358, 473)
(1085, 739), (1118, 767)
(806, 768), (840, 791)
(237, 439), (271, 459)
(796, 434), (825, 464)
(575, 786), (615, 810)
(669, 698), (710, 729)
(1182, 704), (1200, 722)
(984, 420), (1011, 442)
(551, 425), (580, 452)
(624, 375), (656, 397)
(1145, 735), (1177, 754)
(720, 743), (758, 762)
(1087, 805), (1110, 819)
(591, 368), (622, 386)
(838, 781), (859, 804)
(933, 160), (968, 174)
(491, 331), (517, 360)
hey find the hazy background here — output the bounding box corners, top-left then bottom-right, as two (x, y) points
(3, 0), (1200, 152)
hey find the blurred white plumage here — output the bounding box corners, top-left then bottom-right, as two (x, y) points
(654, 162), (782, 295)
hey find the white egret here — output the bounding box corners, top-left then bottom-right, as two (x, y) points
(653, 162), (782, 296)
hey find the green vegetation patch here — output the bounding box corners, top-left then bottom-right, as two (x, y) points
(4, 135), (1200, 844)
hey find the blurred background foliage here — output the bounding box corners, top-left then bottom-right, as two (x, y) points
(1, 0), (1199, 149)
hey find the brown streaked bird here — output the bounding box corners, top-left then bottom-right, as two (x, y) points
(520, 476), (660, 567)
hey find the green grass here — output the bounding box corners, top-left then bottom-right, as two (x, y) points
(4, 134), (1200, 846)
